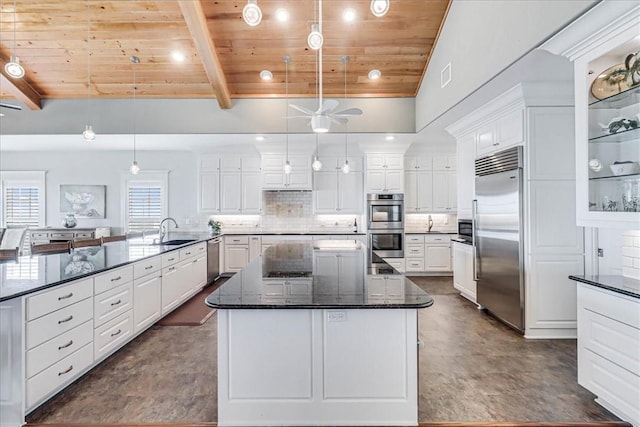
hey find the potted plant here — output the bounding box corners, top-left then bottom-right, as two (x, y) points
(208, 219), (222, 234)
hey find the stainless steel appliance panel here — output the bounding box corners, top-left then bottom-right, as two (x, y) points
(207, 237), (221, 284)
(367, 193), (404, 230)
(368, 232), (404, 258)
(475, 168), (524, 332)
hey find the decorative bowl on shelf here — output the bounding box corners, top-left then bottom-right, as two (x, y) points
(609, 161), (640, 176)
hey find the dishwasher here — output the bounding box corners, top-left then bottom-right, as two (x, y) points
(207, 236), (221, 284)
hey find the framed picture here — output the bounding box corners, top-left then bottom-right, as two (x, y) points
(60, 184), (106, 218)
(60, 246), (106, 279)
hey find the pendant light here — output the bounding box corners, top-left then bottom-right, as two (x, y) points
(283, 55), (292, 175)
(129, 56), (140, 175)
(82, 0), (96, 142)
(4, 0), (25, 79)
(341, 56), (350, 174)
(311, 50), (323, 171)
(370, 0), (390, 17)
(243, 0), (262, 27)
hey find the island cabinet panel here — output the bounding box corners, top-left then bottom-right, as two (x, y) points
(26, 297), (94, 350)
(94, 311), (133, 360)
(26, 277), (93, 321)
(217, 308), (418, 426)
(161, 264), (182, 314)
(133, 272), (162, 333)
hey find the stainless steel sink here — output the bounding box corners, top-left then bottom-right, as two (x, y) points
(153, 239), (197, 246)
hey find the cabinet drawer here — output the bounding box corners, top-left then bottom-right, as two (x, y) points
(26, 342), (94, 409)
(27, 298), (94, 350)
(27, 278), (93, 321)
(406, 259), (425, 271)
(578, 284), (640, 329)
(49, 232), (74, 240)
(94, 282), (133, 327)
(26, 320), (93, 379)
(30, 231), (49, 240)
(74, 231), (94, 239)
(425, 234), (451, 244)
(94, 265), (133, 295)
(94, 310), (133, 360)
(226, 235), (249, 245)
(406, 235), (425, 244)
(161, 250), (180, 267)
(263, 282), (285, 296)
(133, 256), (161, 279)
(406, 244), (424, 257)
(180, 242), (206, 259)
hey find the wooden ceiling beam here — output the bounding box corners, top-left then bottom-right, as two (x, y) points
(177, 0), (231, 109)
(0, 59), (42, 111)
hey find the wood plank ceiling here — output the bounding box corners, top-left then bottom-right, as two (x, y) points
(0, 0), (450, 110)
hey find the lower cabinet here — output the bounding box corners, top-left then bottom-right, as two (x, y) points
(404, 234), (453, 273)
(452, 241), (476, 303)
(133, 272), (162, 333)
(366, 275), (405, 302)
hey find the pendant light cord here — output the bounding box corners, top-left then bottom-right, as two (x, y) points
(344, 56), (348, 159)
(284, 56), (289, 162)
(86, 0), (91, 124)
(133, 58), (137, 163)
(12, 0), (17, 54)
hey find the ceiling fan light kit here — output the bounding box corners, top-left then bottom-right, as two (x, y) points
(5, 56), (25, 79)
(311, 115), (330, 133)
(370, 0), (390, 17)
(243, 0), (262, 27)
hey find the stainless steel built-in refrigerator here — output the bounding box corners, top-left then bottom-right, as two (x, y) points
(474, 146), (524, 332)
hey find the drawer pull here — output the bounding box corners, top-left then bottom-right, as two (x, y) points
(110, 276), (122, 282)
(145, 265), (153, 270)
(58, 292), (74, 301)
(58, 365), (74, 376)
(58, 315), (74, 324)
(168, 257), (175, 262)
(58, 340), (74, 350)
(168, 266), (176, 271)
(185, 251), (192, 256)
(110, 299), (122, 306)
(110, 328), (122, 337)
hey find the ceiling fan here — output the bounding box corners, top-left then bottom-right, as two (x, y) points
(287, 0), (363, 133)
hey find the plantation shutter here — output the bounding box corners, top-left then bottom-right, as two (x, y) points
(127, 185), (163, 232)
(4, 185), (40, 250)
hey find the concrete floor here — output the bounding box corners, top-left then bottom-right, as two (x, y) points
(27, 277), (619, 424)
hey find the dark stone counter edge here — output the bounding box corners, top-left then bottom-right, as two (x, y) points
(221, 232), (365, 236)
(205, 299), (435, 310)
(569, 275), (640, 299)
(0, 236), (218, 303)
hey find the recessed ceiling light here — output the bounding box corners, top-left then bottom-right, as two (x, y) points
(368, 69), (382, 80)
(385, 135), (395, 141)
(275, 8), (289, 22)
(171, 51), (186, 62)
(260, 70), (273, 80)
(343, 8), (356, 22)
(256, 135), (265, 141)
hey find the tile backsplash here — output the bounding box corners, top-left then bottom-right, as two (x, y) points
(405, 213), (457, 233)
(622, 229), (640, 280)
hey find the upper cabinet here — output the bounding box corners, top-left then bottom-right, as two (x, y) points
(366, 154), (404, 170)
(404, 153), (456, 213)
(262, 154), (312, 190)
(366, 154), (404, 193)
(540, 1), (640, 229)
(198, 155), (263, 214)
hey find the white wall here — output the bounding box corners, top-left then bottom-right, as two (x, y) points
(0, 149), (198, 233)
(415, 0), (595, 130)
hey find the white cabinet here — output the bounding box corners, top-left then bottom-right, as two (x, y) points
(133, 272), (161, 333)
(224, 236), (250, 273)
(433, 155), (457, 171)
(313, 171), (363, 214)
(403, 234), (452, 273)
(405, 156), (433, 171)
(452, 241), (476, 303)
(318, 156), (363, 172)
(262, 154), (312, 190)
(366, 154), (404, 170)
(382, 258), (405, 273)
(249, 235), (262, 261)
(404, 171), (433, 212)
(366, 169), (403, 193)
(432, 171), (457, 213)
(475, 108), (524, 157)
(313, 251), (364, 295)
(366, 275), (404, 301)
(456, 133), (476, 219)
(198, 155), (262, 214)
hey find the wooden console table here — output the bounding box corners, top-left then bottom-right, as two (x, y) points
(29, 227), (110, 244)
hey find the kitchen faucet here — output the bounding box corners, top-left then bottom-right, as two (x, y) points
(158, 217), (179, 243)
(427, 215), (434, 232)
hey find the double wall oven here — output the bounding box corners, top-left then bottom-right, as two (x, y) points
(367, 194), (404, 261)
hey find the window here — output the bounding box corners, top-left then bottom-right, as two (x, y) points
(122, 172), (168, 233)
(1, 171), (46, 251)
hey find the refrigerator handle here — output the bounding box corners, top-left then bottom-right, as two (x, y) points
(472, 199), (478, 281)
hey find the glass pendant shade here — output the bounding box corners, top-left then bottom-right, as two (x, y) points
(307, 24), (323, 50)
(243, 0), (262, 26)
(130, 160), (140, 175)
(284, 160), (292, 174)
(341, 160), (350, 174)
(82, 125), (96, 141)
(5, 56), (25, 78)
(312, 156), (323, 171)
(370, 0), (389, 17)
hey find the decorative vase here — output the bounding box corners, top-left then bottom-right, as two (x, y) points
(62, 213), (77, 228)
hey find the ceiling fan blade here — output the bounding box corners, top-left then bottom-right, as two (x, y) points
(286, 115), (313, 119)
(330, 116), (349, 125)
(318, 99), (339, 114)
(289, 104), (315, 116)
(333, 108), (363, 116)
(0, 102), (22, 111)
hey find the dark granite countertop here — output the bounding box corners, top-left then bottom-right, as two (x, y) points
(206, 241), (434, 310)
(569, 274), (640, 299)
(405, 231), (457, 234)
(0, 232), (216, 302)
(221, 231), (365, 236)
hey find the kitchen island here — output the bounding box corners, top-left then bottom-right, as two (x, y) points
(206, 240), (433, 426)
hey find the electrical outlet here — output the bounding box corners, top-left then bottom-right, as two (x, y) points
(327, 311), (346, 322)
(597, 248), (604, 257)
